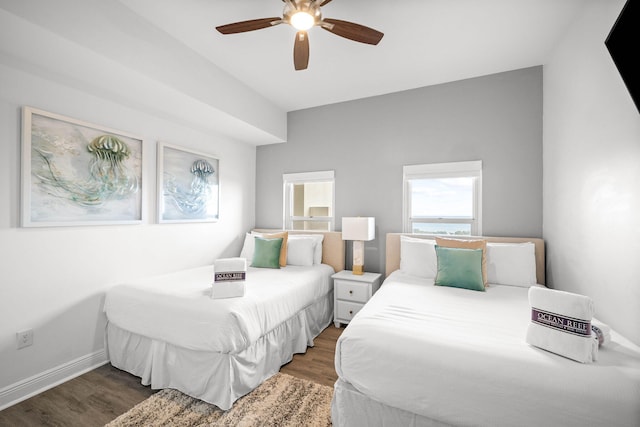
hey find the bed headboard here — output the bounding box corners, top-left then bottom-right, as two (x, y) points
(252, 229), (345, 273)
(386, 233), (545, 285)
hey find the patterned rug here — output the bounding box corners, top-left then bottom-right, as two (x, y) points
(105, 373), (332, 426)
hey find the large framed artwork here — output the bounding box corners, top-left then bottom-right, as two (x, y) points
(21, 107), (144, 227)
(157, 143), (219, 223)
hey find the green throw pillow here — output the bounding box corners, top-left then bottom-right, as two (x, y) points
(251, 237), (283, 269)
(434, 246), (485, 292)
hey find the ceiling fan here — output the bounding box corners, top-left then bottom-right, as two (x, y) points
(215, 0), (384, 71)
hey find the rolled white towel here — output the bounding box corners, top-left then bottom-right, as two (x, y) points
(214, 257), (247, 275)
(212, 258), (246, 299)
(214, 257), (247, 282)
(592, 319), (612, 347)
(526, 287), (597, 363)
(528, 286), (594, 320)
(211, 281), (245, 299)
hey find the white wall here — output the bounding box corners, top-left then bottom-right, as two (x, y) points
(0, 31), (256, 409)
(544, 0), (640, 345)
(0, 4), (286, 145)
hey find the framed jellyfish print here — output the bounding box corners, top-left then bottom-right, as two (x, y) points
(157, 143), (219, 223)
(21, 106), (144, 227)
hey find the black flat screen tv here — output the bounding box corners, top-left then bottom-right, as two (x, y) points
(605, 0), (639, 113)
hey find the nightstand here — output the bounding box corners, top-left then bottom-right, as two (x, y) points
(332, 270), (382, 328)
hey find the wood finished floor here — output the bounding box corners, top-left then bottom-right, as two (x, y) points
(0, 325), (343, 427)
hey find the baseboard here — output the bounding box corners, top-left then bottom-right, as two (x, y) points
(0, 349), (109, 411)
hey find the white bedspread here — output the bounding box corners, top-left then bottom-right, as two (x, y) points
(104, 264), (334, 353)
(335, 271), (640, 427)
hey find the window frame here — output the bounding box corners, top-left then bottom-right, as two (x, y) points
(282, 170), (335, 231)
(402, 161), (482, 236)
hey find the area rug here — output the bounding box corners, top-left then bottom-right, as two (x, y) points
(105, 373), (332, 426)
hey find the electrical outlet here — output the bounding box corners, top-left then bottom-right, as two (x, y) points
(16, 329), (34, 349)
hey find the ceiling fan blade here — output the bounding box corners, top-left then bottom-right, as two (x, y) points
(321, 18), (384, 45)
(293, 31), (310, 71)
(216, 17), (282, 34)
(319, 0), (334, 5)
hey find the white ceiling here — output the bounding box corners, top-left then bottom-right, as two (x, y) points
(119, 0), (586, 112)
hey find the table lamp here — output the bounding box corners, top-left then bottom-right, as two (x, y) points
(342, 217), (375, 275)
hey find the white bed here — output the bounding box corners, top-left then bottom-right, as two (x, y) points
(332, 233), (640, 427)
(104, 230), (344, 410)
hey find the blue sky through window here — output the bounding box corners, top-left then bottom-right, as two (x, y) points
(410, 177), (473, 218)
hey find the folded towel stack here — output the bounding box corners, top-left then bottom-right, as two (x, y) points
(212, 257), (247, 299)
(526, 286), (598, 363)
(592, 319), (612, 347)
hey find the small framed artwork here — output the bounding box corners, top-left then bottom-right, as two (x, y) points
(157, 143), (219, 223)
(21, 106), (144, 227)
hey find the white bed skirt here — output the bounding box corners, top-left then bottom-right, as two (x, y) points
(332, 378), (450, 427)
(107, 290), (333, 410)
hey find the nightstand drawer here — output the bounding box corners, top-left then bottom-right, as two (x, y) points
(335, 279), (369, 303)
(336, 301), (364, 321)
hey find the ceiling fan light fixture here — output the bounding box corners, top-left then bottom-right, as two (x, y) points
(290, 11), (315, 30)
(216, 0), (384, 71)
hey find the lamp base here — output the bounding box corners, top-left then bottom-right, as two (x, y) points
(352, 240), (365, 275)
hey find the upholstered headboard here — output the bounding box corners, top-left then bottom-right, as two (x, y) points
(386, 233), (545, 285)
(252, 229), (345, 273)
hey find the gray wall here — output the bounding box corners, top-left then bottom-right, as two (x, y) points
(256, 67), (543, 275)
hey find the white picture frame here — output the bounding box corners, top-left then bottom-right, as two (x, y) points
(21, 106), (144, 227)
(157, 142), (219, 223)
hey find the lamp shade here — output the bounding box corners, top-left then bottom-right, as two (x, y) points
(342, 217), (375, 241)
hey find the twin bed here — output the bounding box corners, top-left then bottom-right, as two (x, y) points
(332, 233), (640, 427)
(105, 229), (640, 426)
(104, 230), (344, 410)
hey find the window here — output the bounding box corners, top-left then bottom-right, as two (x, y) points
(283, 171), (335, 231)
(403, 161), (482, 236)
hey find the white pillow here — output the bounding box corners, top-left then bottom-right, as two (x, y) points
(286, 237), (316, 266)
(486, 242), (537, 287)
(288, 234), (324, 264)
(239, 233), (255, 261)
(400, 235), (437, 279)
